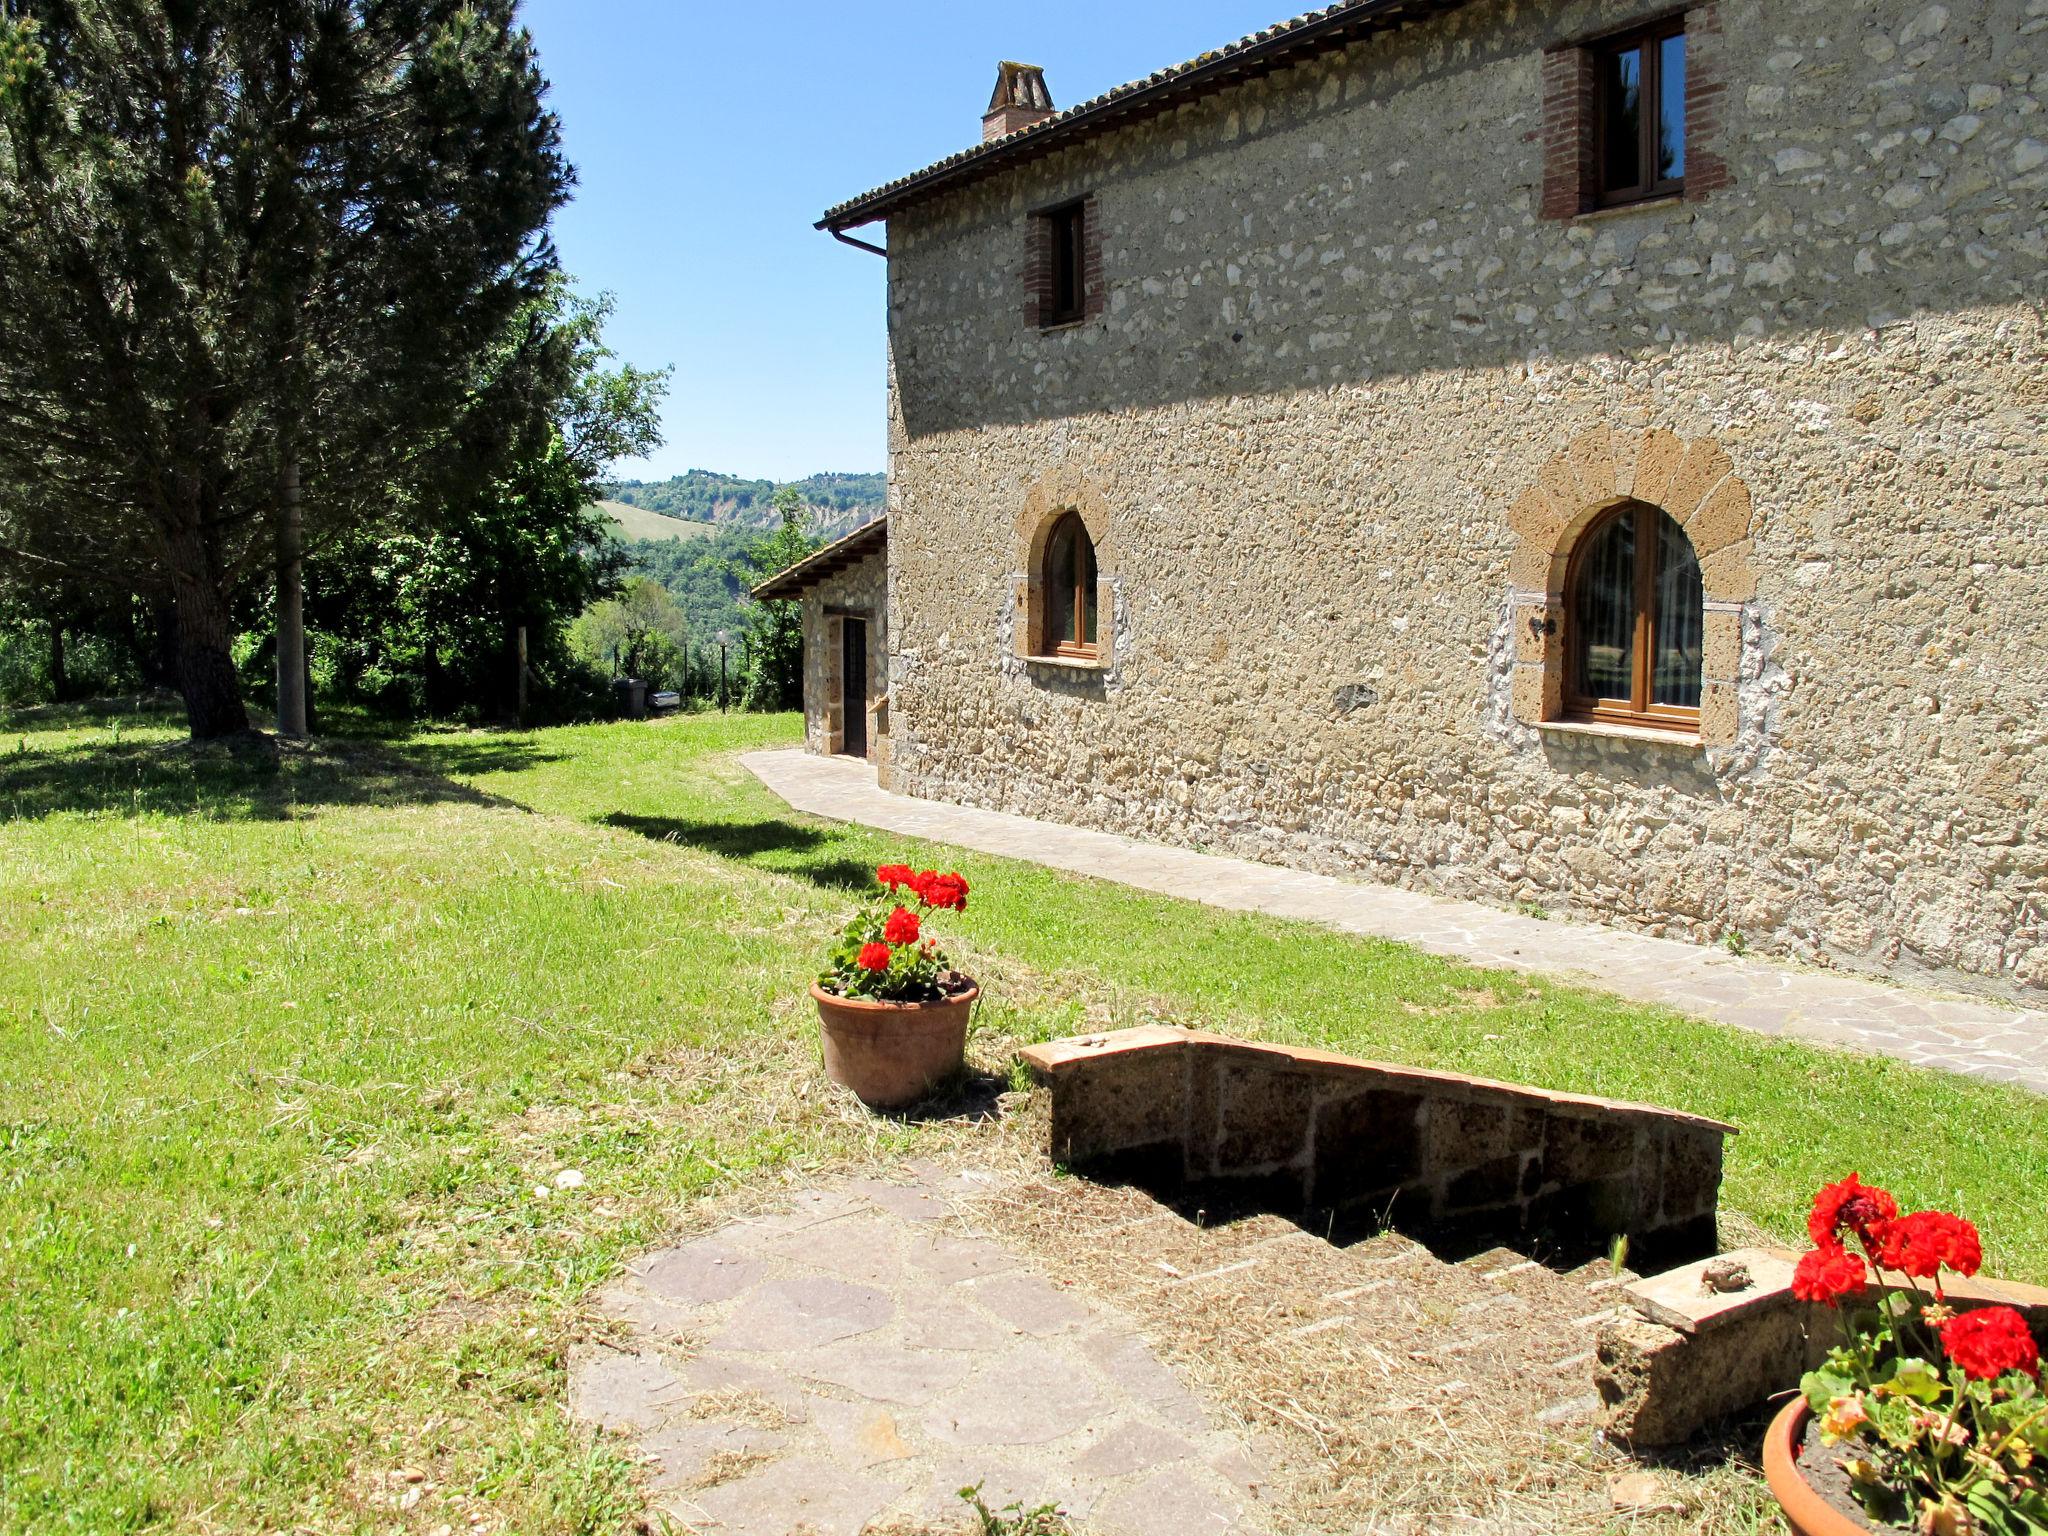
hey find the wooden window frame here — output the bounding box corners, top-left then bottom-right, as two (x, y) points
(1042, 511), (1099, 661)
(1041, 200), (1087, 327)
(1593, 18), (1687, 209)
(1563, 501), (1701, 732)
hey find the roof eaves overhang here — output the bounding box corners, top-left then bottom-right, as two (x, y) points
(749, 515), (889, 603)
(817, 0), (1469, 235)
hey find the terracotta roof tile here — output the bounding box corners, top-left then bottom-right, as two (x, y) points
(819, 0), (1469, 232)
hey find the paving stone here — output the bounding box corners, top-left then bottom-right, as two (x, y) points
(791, 1337), (976, 1405)
(923, 1343), (1114, 1446)
(1072, 1419), (1198, 1478)
(567, 1346), (683, 1431)
(915, 1455), (1100, 1524)
(678, 1354), (811, 1416)
(635, 1237), (766, 1306)
(1081, 1329), (1214, 1433)
(1093, 1466), (1249, 1536)
(745, 1210), (908, 1287)
(636, 1420), (787, 1490)
(591, 1280), (695, 1339)
(805, 1396), (917, 1467)
(683, 1453), (904, 1536)
(708, 1276), (896, 1354)
(964, 1271), (1094, 1336)
(901, 1297), (1015, 1353)
(849, 1176), (955, 1222)
(907, 1232), (1020, 1285)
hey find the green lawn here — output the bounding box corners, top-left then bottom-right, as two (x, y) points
(2, 701), (2042, 1534)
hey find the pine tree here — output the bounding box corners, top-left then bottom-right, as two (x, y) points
(0, 1), (571, 737)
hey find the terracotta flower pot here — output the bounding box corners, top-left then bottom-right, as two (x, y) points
(1764, 1397), (1877, 1536)
(810, 980), (979, 1109)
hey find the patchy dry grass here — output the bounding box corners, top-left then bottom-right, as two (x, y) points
(1, 699), (2042, 1534)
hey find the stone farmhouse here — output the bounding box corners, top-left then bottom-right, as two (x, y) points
(758, 0), (2047, 998)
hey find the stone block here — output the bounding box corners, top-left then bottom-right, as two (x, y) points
(1309, 1085), (1423, 1207)
(1425, 1095), (1541, 1169)
(1511, 661), (1560, 725)
(1596, 1308), (1811, 1446)
(1507, 538), (1564, 593)
(1628, 428), (1689, 509)
(1508, 486), (1566, 546)
(1662, 442), (1736, 521)
(1441, 1153), (1526, 1214)
(1685, 474), (1754, 557)
(1212, 1059), (1315, 1173)
(1698, 681), (1739, 746)
(1513, 604), (1560, 667)
(1565, 427), (1618, 507)
(1542, 1112), (1638, 1186)
(1657, 1124), (1727, 1224)
(1701, 608), (1743, 680)
(1699, 538), (1758, 603)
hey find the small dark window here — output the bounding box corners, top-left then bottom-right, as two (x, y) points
(1566, 501), (1702, 729)
(1044, 201), (1086, 326)
(1595, 22), (1685, 206)
(1041, 512), (1098, 658)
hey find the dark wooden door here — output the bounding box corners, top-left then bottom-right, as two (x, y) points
(841, 618), (868, 759)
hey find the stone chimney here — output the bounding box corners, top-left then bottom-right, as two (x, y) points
(983, 62), (1055, 142)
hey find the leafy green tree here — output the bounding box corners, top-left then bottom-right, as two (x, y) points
(0, 1), (570, 737)
(569, 578), (690, 691)
(736, 488), (816, 711)
(303, 283), (666, 721)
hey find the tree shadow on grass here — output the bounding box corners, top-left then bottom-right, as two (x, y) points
(0, 732), (526, 825)
(598, 812), (875, 892)
(390, 736), (569, 779)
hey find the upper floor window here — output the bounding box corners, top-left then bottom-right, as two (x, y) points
(1595, 22), (1685, 206)
(1566, 501), (1702, 730)
(1041, 511), (1098, 659)
(1030, 197), (1098, 328)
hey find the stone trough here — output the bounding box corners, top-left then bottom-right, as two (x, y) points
(1017, 1025), (1733, 1265)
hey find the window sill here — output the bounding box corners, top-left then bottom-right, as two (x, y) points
(1023, 652), (1106, 673)
(1575, 191), (1685, 222)
(1535, 718), (1702, 749)
(1035, 316), (1091, 334)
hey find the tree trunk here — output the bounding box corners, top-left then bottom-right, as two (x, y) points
(275, 459), (308, 736)
(46, 617), (67, 702)
(164, 529), (249, 739)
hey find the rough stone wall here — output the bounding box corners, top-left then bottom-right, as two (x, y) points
(880, 0), (2048, 995)
(801, 546), (888, 758)
(1019, 1026), (1731, 1262)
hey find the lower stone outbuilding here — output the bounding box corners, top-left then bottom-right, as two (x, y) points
(751, 516), (891, 780)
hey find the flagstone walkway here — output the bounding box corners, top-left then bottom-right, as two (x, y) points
(743, 750), (2048, 1096)
(573, 1172), (1274, 1535)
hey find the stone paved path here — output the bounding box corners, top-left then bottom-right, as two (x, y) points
(743, 750), (2048, 1095)
(573, 1172), (1274, 1535)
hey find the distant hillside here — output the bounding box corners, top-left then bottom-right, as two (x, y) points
(595, 499), (723, 545)
(606, 469), (884, 540)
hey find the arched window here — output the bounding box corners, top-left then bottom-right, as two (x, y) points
(1041, 511), (1099, 659)
(1566, 500), (1702, 729)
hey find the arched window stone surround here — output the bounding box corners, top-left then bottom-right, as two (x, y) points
(1507, 427), (1757, 746)
(1013, 465), (1117, 667)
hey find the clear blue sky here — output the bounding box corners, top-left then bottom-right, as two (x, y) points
(517, 0), (1287, 484)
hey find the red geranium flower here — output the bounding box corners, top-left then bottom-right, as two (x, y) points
(876, 864), (913, 891)
(1940, 1306), (2041, 1381)
(905, 869), (939, 904)
(883, 906), (921, 945)
(1792, 1245), (1867, 1307)
(925, 873), (969, 912)
(1871, 1210), (1983, 1282)
(1808, 1174), (1899, 1254)
(856, 941), (893, 972)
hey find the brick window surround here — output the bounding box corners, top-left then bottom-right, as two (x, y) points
(1540, 3), (1729, 219)
(1024, 194), (1104, 328)
(1506, 427), (1758, 746)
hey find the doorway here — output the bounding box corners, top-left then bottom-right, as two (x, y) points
(840, 617), (868, 759)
